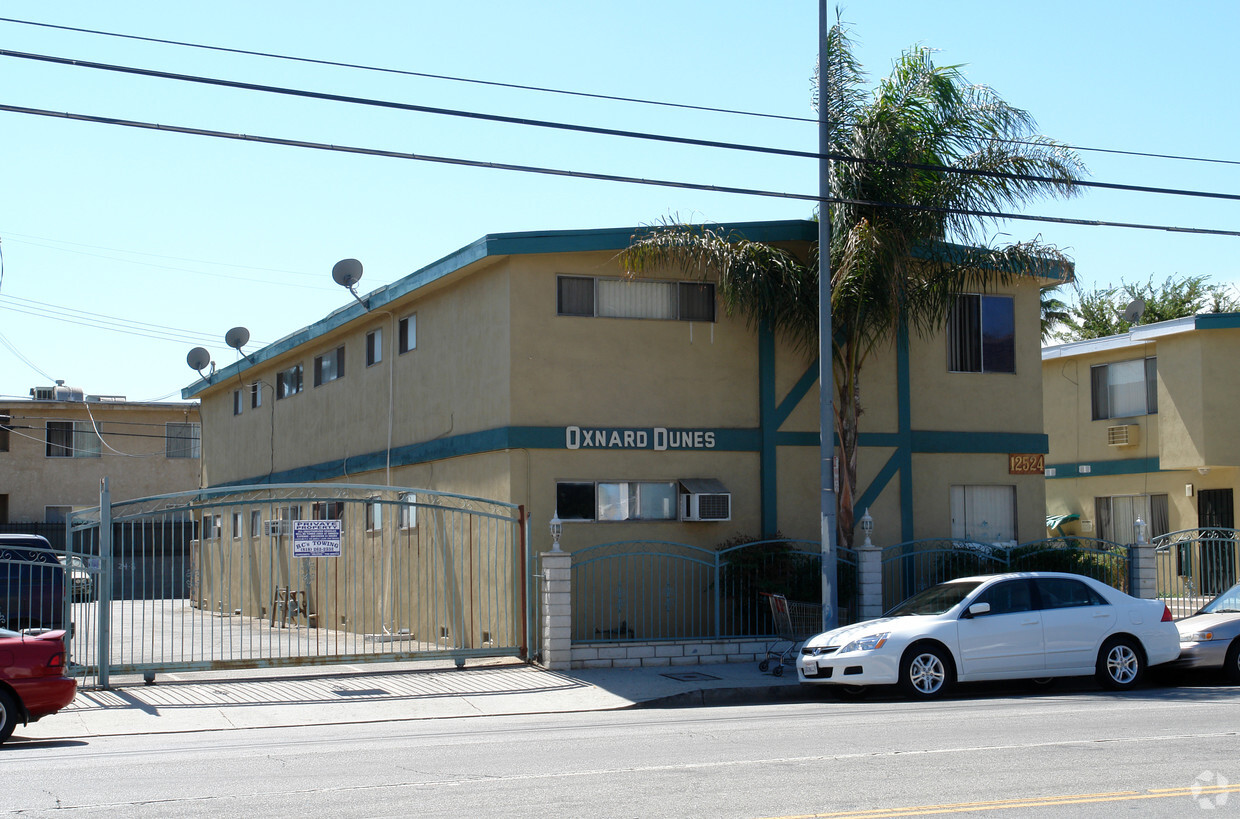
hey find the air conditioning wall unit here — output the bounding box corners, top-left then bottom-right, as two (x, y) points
(265, 519), (293, 536)
(1107, 425), (1138, 447)
(679, 478), (731, 522)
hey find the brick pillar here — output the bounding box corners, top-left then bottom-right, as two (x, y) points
(858, 543), (883, 620)
(1130, 542), (1157, 600)
(540, 548), (572, 670)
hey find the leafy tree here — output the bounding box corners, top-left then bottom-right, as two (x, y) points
(1055, 275), (1240, 341)
(622, 22), (1083, 547)
(1040, 285), (1074, 342)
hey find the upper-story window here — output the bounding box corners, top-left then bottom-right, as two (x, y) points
(276, 363), (304, 399)
(314, 346), (345, 387)
(232, 390), (243, 416)
(366, 328), (383, 366)
(0, 414), (9, 452)
(165, 422), (201, 459)
(1091, 358), (1157, 420)
(250, 381), (262, 409)
(947, 294), (1014, 374)
(557, 276), (716, 322)
(46, 420), (101, 458)
(398, 315), (416, 354)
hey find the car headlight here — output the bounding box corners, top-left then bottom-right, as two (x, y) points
(1180, 631), (1214, 643)
(839, 632), (889, 653)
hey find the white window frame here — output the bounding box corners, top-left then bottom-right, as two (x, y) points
(366, 327), (383, 367)
(46, 420), (102, 458)
(314, 346), (345, 387)
(1091, 357), (1157, 420)
(556, 275), (716, 322)
(276, 364), (304, 399)
(555, 480), (679, 522)
(398, 315), (416, 354)
(399, 492), (417, 529)
(165, 422), (201, 459)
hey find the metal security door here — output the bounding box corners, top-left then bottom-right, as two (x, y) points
(1198, 489), (1236, 595)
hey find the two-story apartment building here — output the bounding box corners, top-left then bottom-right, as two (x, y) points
(181, 220), (1063, 552)
(1043, 314), (1240, 590)
(0, 384), (202, 527)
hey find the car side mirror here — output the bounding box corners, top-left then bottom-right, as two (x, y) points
(965, 602), (991, 618)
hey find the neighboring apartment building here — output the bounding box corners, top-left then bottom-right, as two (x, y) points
(0, 383), (202, 524)
(1042, 314), (1240, 554)
(182, 220), (1063, 551)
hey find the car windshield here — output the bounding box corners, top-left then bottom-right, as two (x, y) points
(885, 580), (983, 617)
(1201, 583), (1240, 614)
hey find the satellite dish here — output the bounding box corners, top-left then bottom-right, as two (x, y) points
(332, 258), (363, 289)
(1122, 298), (1146, 325)
(225, 326), (250, 351)
(186, 347), (211, 373)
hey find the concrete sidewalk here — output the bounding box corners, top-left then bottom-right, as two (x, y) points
(12, 659), (811, 742)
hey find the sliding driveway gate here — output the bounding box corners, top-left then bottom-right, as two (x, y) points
(65, 482), (528, 687)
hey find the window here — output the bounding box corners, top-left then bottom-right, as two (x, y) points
(314, 346), (345, 387)
(399, 492), (417, 529)
(398, 315), (416, 354)
(1091, 358), (1157, 420)
(1034, 577), (1107, 610)
(950, 485), (1017, 543)
(165, 422), (201, 459)
(972, 579), (1034, 615)
(557, 275), (717, 322)
(0, 414), (10, 452)
(555, 481), (678, 522)
(276, 364), (304, 399)
(312, 501), (345, 520)
(232, 390), (243, 416)
(366, 328), (383, 367)
(203, 514), (221, 540)
(947, 294), (1015, 373)
(366, 501), (383, 531)
(1095, 494), (1169, 544)
(46, 421), (101, 458)
(250, 381), (263, 409)
(231, 512), (243, 539)
(250, 509), (262, 538)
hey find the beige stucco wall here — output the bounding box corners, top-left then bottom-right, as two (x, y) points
(0, 400), (201, 522)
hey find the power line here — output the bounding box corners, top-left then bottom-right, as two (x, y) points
(7, 49), (1239, 208)
(0, 294), (260, 346)
(0, 49), (820, 161)
(6, 16), (1239, 170)
(5, 102), (1240, 240)
(0, 16), (814, 124)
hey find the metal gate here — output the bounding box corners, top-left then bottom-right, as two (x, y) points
(63, 482), (528, 687)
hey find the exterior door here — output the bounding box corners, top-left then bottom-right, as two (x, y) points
(956, 579), (1045, 677)
(1198, 489), (1236, 595)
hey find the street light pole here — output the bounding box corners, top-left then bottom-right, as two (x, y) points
(818, 0), (839, 632)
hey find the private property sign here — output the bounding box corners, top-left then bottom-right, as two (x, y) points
(292, 519), (342, 558)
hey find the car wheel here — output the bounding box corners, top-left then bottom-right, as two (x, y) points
(899, 643), (953, 699)
(1096, 636), (1145, 690)
(0, 687), (18, 744)
(1224, 641), (1240, 685)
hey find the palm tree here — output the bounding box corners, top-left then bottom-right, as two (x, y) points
(621, 23), (1085, 547)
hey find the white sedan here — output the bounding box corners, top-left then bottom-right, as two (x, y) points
(797, 572), (1180, 698)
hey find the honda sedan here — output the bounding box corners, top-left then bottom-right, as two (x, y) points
(797, 572), (1180, 699)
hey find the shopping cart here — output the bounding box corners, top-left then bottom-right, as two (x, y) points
(757, 592), (823, 676)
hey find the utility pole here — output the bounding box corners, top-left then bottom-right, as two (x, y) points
(818, 0), (839, 632)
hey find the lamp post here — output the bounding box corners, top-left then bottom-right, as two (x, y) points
(1134, 517), (1148, 546)
(550, 512), (563, 552)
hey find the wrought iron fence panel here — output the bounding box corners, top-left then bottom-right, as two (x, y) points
(879, 539), (1010, 612)
(1153, 528), (1239, 618)
(1006, 537), (1131, 592)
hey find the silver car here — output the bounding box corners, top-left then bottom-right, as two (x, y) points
(1174, 582), (1240, 682)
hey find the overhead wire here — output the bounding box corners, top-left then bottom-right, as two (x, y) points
(4, 16), (1239, 169)
(3, 103), (1240, 240)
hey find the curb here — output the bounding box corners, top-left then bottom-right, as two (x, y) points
(633, 684), (819, 709)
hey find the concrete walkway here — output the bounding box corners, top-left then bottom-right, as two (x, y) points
(12, 659), (810, 742)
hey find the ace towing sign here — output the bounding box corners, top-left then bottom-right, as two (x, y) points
(293, 519), (343, 558)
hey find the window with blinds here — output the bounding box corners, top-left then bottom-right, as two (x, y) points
(557, 275), (716, 322)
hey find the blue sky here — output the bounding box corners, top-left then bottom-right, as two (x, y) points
(1, 1), (1237, 402)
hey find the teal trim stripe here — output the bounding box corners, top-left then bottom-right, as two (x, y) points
(1194, 313), (1240, 331)
(1047, 457), (1162, 478)
(183, 219), (818, 399)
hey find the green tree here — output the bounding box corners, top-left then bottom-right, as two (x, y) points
(621, 23), (1084, 546)
(1040, 285), (1074, 342)
(1057, 275), (1240, 341)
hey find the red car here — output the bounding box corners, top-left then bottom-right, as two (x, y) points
(0, 627), (77, 743)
